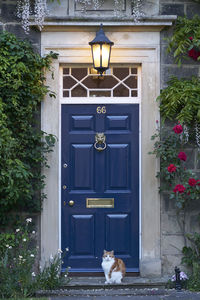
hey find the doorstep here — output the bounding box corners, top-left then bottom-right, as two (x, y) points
(36, 276), (170, 297)
(64, 276), (168, 289)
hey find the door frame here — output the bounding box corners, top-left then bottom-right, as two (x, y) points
(60, 66), (142, 272)
(41, 26), (161, 277)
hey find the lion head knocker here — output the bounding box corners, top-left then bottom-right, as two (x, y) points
(94, 133), (106, 152)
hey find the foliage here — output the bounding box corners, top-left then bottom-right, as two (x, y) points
(149, 123), (200, 210)
(182, 232), (200, 291)
(36, 254), (70, 290)
(167, 15), (200, 65)
(158, 76), (200, 127)
(0, 219), (69, 298)
(0, 32), (58, 226)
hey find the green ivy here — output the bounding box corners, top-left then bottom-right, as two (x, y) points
(158, 76), (200, 126)
(167, 15), (200, 66)
(0, 32), (58, 226)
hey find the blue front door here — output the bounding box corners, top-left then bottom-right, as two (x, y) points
(61, 104), (139, 272)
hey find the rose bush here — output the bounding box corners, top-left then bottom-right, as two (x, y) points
(149, 122), (200, 210)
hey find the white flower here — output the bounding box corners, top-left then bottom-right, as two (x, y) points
(6, 244), (9, 248)
(32, 231), (35, 234)
(30, 254), (34, 257)
(19, 255), (23, 259)
(26, 218), (32, 223)
(64, 274), (68, 278)
(32, 272), (36, 277)
(23, 238), (27, 242)
(50, 254), (53, 261)
(8, 246), (12, 249)
(58, 249), (63, 254)
(65, 247), (69, 252)
(16, 228), (20, 232)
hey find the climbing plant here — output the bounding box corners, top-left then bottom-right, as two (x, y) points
(167, 15), (200, 65)
(0, 32), (58, 226)
(158, 76), (200, 128)
(16, 0), (145, 33)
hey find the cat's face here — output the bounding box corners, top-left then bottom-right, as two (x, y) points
(102, 250), (114, 261)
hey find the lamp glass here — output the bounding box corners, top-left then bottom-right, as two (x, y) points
(102, 44), (110, 68)
(92, 44), (101, 68)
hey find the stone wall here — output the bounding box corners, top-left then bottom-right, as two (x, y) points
(160, 0), (200, 275)
(0, 0), (41, 52)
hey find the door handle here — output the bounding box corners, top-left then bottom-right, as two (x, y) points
(68, 200), (74, 207)
(94, 133), (106, 152)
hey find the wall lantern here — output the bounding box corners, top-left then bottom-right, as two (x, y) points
(89, 24), (114, 76)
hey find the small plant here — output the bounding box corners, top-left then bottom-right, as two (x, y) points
(0, 218), (69, 298)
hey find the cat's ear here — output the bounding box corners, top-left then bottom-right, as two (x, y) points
(103, 250), (106, 254)
(111, 250), (114, 255)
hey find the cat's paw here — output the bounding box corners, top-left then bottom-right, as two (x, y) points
(115, 280), (122, 284)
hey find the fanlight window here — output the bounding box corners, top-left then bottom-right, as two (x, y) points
(62, 67), (138, 98)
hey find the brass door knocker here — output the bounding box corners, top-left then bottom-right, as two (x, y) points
(94, 133), (106, 152)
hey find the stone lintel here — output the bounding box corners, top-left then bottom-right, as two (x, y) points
(30, 15), (177, 32)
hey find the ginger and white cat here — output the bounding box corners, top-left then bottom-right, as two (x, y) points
(101, 250), (126, 284)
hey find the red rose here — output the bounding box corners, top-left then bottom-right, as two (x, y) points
(188, 48), (200, 61)
(173, 184), (186, 193)
(173, 124), (183, 134)
(178, 151), (187, 161)
(167, 164), (176, 173)
(188, 178), (197, 186)
(189, 36), (193, 41)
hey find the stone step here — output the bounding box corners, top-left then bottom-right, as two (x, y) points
(64, 276), (168, 290)
(36, 277), (170, 297)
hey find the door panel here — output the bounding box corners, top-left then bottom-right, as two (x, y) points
(61, 104), (139, 272)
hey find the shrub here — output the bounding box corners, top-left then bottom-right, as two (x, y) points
(0, 219), (69, 298)
(0, 32), (58, 226)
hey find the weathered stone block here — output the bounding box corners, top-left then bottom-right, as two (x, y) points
(185, 148), (195, 170)
(161, 65), (199, 88)
(161, 254), (185, 276)
(160, 27), (174, 45)
(161, 213), (183, 235)
(161, 193), (176, 213)
(160, 4), (184, 16)
(162, 234), (185, 255)
(189, 214), (200, 233)
(161, 44), (176, 65)
(186, 4), (200, 19)
(1, 4), (18, 22)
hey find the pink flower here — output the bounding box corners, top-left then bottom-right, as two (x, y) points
(167, 164), (176, 173)
(173, 184), (186, 194)
(173, 124), (183, 134)
(178, 151), (187, 161)
(188, 178), (198, 186)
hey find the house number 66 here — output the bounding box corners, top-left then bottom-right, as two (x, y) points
(96, 106), (106, 114)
